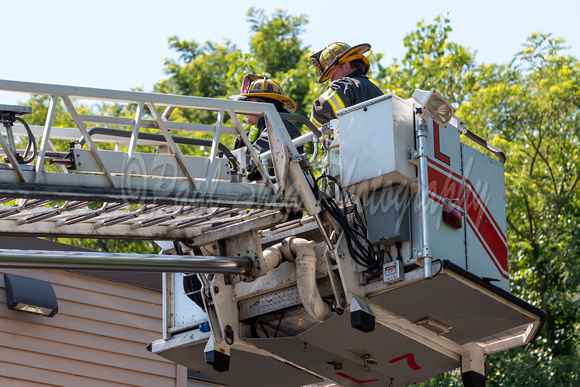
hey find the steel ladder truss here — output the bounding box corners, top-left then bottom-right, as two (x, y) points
(0, 79), (320, 240)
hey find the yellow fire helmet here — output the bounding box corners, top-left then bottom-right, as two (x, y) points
(310, 42), (371, 83)
(230, 74), (296, 113)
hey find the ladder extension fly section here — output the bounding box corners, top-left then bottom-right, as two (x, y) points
(0, 80), (319, 239)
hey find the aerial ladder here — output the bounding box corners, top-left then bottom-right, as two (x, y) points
(0, 79), (545, 386)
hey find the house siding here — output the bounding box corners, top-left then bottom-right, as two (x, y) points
(0, 268), (185, 386)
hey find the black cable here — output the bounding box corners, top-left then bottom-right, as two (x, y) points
(177, 242), (206, 312)
(314, 174), (380, 271)
(432, 259), (443, 277)
(352, 206), (367, 234)
(316, 174), (346, 213)
(273, 310), (285, 337)
(395, 242), (403, 262)
(250, 316), (263, 338)
(250, 313), (285, 339)
(15, 116), (37, 164)
(258, 321), (270, 338)
(173, 240), (183, 255)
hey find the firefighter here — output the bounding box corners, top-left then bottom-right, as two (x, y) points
(231, 74), (304, 221)
(230, 74), (303, 181)
(309, 42), (384, 128)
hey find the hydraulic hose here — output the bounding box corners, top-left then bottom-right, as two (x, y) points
(260, 237), (333, 322)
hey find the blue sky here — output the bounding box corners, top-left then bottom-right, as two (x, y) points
(2, 0), (578, 104)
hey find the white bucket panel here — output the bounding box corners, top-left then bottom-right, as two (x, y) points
(338, 94), (416, 196)
(461, 144), (509, 290)
(425, 119), (467, 269)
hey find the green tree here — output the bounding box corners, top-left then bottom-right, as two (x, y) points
(55, 237), (159, 255)
(376, 13), (477, 105)
(389, 17), (579, 386)
(247, 7), (309, 76)
(154, 38), (246, 126)
(154, 8), (314, 120)
(458, 33), (580, 386)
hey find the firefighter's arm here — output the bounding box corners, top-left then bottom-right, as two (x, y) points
(310, 85), (349, 128)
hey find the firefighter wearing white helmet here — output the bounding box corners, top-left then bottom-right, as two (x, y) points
(309, 42), (383, 128)
(231, 74), (302, 181)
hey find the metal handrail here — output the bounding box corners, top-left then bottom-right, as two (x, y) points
(77, 127), (238, 172)
(460, 127), (507, 165)
(279, 112), (323, 139)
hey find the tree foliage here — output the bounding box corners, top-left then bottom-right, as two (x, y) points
(458, 32), (580, 385)
(376, 13), (477, 105)
(154, 38), (245, 125)
(155, 8), (315, 120)
(247, 7), (309, 75)
(414, 27), (580, 387)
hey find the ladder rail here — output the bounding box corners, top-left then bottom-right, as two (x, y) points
(227, 109), (278, 195)
(61, 94), (117, 187)
(127, 102), (145, 157)
(34, 95), (59, 179)
(146, 101), (198, 190)
(0, 79), (317, 240)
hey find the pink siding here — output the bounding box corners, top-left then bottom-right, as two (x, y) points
(0, 268), (185, 386)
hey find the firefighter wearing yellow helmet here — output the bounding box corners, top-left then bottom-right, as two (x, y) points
(231, 74), (303, 181)
(309, 42), (383, 128)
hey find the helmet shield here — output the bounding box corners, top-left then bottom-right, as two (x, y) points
(240, 74), (252, 95)
(240, 74), (264, 95)
(315, 43), (350, 75)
